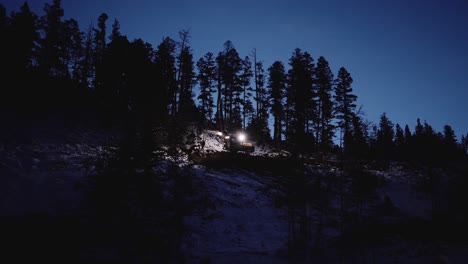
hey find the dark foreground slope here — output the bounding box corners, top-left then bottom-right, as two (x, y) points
(1, 116), (468, 263)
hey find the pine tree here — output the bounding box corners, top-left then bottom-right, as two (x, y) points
(216, 41), (242, 131)
(109, 19), (121, 42)
(215, 51), (224, 132)
(394, 123), (405, 159)
(443, 125), (457, 148)
(334, 67), (357, 152)
(442, 124), (459, 159)
(287, 48), (315, 152)
(421, 120), (437, 161)
(178, 45), (197, 119)
(77, 24), (95, 89)
(9, 2), (38, 74)
(404, 124), (412, 144)
(314, 56), (334, 151)
(461, 133), (468, 155)
(251, 60), (270, 139)
(99, 33), (131, 121)
(243, 100), (255, 128)
(38, 0), (67, 77)
(197, 52), (216, 123)
(93, 12), (108, 62)
(93, 12), (108, 93)
(302, 52), (316, 139)
(268, 61), (287, 144)
(93, 12), (109, 104)
(376, 112), (395, 159)
(175, 30), (191, 115)
(63, 18), (83, 83)
(415, 118), (424, 137)
(347, 114), (369, 158)
(240, 56), (253, 129)
(155, 37), (177, 117)
(395, 123), (405, 148)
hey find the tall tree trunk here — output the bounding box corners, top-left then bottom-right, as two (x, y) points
(252, 49), (259, 118)
(243, 83), (246, 129)
(217, 77), (224, 132)
(175, 30), (189, 115)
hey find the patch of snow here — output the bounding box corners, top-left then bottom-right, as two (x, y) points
(369, 166), (432, 219)
(201, 131), (227, 153)
(0, 128), (118, 216)
(183, 166), (288, 263)
(251, 143), (291, 157)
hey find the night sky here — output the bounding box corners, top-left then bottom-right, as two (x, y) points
(3, 0), (468, 139)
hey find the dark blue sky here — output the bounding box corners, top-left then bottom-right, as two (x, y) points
(4, 0), (468, 139)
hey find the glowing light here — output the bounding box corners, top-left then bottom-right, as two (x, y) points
(237, 133), (246, 142)
(216, 131), (223, 136)
(225, 136), (230, 139)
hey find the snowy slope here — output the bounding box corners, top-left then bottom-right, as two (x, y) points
(0, 127), (118, 216)
(1, 119), (467, 263)
(183, 166), (288, 263)
(201, 130), (227, 153)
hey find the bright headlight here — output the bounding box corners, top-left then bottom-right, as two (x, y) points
(216, 131), (223, 136)
(224, 136), (230, 139)
(237, 133), (246, 142)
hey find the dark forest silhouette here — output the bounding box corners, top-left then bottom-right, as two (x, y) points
(2, 1), (467, 162)
(2, 1), (468, 263)
(0, 1), (468, 160)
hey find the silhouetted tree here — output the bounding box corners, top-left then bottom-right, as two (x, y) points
(395, 124), (405, 147)
(93, 13), (108, 63)
(410, 119), (442, 162)
(98, 34), (131, 124)
(9, 2), (38, 75)
(155, 37), (176, 118)
(346, 113), (369, 158)
(443, 125), (457, 149)
(243, 100), (255, 130)
(251, 49), (259, 116)
(128, 39), (159, 157)
(63, 18), (83, 83)
(461, 133), (468, 155)
(249, 60), (270, 140)
(404, 124), (412, 143)
(240, 56), (253, 129)
(314, 56), (334, 151)
(442, 124), (459, 160)
(109, 19), (121, 42)
(197, 52), (216, 123)
(177, 45), (197, 120)
(216, 41), (242, 131)
(268, 61), (287, 145)
(423, 121), (438, 161)
(334, 67), (357, 153)
(375, 112), (395, 159)
(415, 118), (424, 137)
(394, 123), (406, 159)
(175, 30), (191, 115)
(3, 2), (38, 105)
(76, 24), (94, 89)
(93, 12), (109, 104)
(287, 48), (315, 153)
(38, 0), (67, 77)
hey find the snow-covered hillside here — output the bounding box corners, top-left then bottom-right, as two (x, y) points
(0, 126), (118, 216)
(1, 122), (467, 263)
(183, 166), (288, 263)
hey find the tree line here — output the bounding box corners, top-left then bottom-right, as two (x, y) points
(1, 0), (467, 161)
